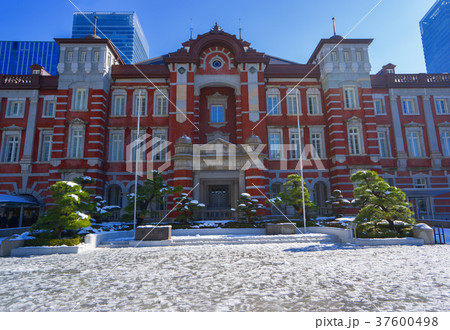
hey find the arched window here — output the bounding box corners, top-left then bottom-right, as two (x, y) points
(313, 182), (328, 214)
(107, 185), (122, 207)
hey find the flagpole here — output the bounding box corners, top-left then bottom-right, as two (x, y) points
(133, 90), (142, 233)
(295, 91), (307, 233)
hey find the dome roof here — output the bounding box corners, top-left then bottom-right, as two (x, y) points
(85, 34), (101, 40)
(175, 135), (192, 145)
(329, 35), (344, 40)
(246, 134), (262, 145)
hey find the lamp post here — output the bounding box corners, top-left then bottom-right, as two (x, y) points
(295, 91), (307, 233)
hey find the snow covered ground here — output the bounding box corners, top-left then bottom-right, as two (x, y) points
(0, 242), (449, 312)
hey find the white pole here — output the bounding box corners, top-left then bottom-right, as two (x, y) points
(133, 90), (142, 233)
(295, 91), (307, 233)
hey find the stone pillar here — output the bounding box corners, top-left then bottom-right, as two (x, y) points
(423, 95), (442, 167)
(389, 95), (407, 168)
(20, 92), (39, 189)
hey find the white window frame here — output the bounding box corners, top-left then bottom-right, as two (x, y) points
(43, 100), (56, 118)
(109, 130), (124, 161)
(67, 51), (73, 62)
(38, 130), (53, 162)
(210, 105), (225, 123)
(266, 89), (280, 115)
(348, 125), (363, 155)
(6, 99), (25, 118)
(306, 88), (322, 115)
(331, 51), (338, 62)
(72, 87), (88, 111)
(356, 51), (362, 62)
(435, 98), (449, 115)
(80, 51), (87, 63)
(414, 177), (429, 189)
(68, 125), (85, 159)
(373, 98), (386, 115)
(343, 87), (358, 109)
(344, 51), (350, 62)
(1, 131), (21, 163)
(93, 51), (100, 63)
(439, 128), (450, 157)
(310, 127), (325, 159)
(132, 89), (147, 116)
(153, 90), (169, 116)
(288, 128), (303, 159)
(268, 128), (282, 160)
(131, 129), (146, 162)
(405, 127), (425, 158)
(286, 89), (301, 115)
(152, 128), (168, 161)
(111, 90), (127, 117)
(402, 98), (419, 115)
(377, 128), (391, 158)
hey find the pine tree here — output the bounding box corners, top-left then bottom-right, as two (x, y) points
(32, 181), (91, 238)
(268, 174), (315, 219)
(123, 172), (183, 226)
(325, 189), (351, 218)
(351, 170), (414, 230)
(174, 194), (205, 224)
(232, 193), (264, 223)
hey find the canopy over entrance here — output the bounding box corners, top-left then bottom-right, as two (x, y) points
(0, 194), (39, 206)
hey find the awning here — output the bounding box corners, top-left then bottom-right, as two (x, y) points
(0, 194), (39, 206)
(404, 189), (450, 197)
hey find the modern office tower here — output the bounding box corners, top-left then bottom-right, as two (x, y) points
(0, 41), (59, 75)
(420, 0), (450, 73)
(72, 11), (149, 64)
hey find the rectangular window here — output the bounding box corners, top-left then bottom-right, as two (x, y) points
(69, 128), (84, 158)
(153, 132), (167, 161)
(407, 131), (423, 158)
(373, 99), (385, 115)
(331, 51), (337, 62)
(43, 101), (55, 117)
(110, 133), (124, 161)
(308, 95), (320, 114)
(7, 100), (25, 117)
(435, 99), (449, 114)
(414, 178), (428, 189)
(356, 51), (362, 62)
(377, 131), (390, 158)
(67, 51), (73, 62)
(112, 95), (126, 116)
(441, 130), (450, 157)
(344, 88), (357, 109)
(93, 51), (100, 62)
(267, 95), (279, 115)
(344, 51), (350, 61)
(287, 95), (299, 115)
(131, 131), (146, 161)
(348, 127), (361, 155)
(269, 132), (281, 159)
(133, 93), (147, 116)
(311, 132), (323, 158)
(39, 132), (52, 162)
(2, 135), (20, 163)
(289, 132), (300, 159)
(402, 99), (418, 114)
(73, 88), (88, 110)
(211, 105), (224, 123)
(155, 95), (168, 116)
(80, 51), (87, 63)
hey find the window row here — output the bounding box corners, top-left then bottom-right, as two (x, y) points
(266, 90), (322, 115)
(0, 131), (53, 163)
(111, 90), (169, 117)
(373, 97), (449, 115)
(267, 128), (325, 160)
(66, 50), (101, 63)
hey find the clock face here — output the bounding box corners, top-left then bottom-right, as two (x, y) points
(212, 59), (223, 69)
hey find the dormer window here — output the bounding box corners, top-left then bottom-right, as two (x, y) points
(386, 69), (394, 74)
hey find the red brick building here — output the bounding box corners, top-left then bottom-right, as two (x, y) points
(0, 24), (449, 225)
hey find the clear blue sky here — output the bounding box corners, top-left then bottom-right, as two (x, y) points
(0, 0), (437, 73)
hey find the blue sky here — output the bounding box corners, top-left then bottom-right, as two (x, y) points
(0, 0), (437, 73)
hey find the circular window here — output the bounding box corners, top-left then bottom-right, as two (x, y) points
(210, 57), (224, 70)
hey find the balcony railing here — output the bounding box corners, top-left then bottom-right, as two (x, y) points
(371, 73), (450, 88)
(0, 74), (58, 89)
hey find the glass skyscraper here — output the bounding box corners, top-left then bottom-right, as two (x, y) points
(72, 12), (149, 64)
(420, 0), (450, 73)
(0, 41), (60, 75)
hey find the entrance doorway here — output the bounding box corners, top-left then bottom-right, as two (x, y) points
(208, 185), (230, 209)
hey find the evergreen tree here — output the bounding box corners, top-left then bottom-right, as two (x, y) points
(123, 172), (183, 226)
(268, 174), (315, 219)
(350, 170), (414, 230)
(174, 193), (205, 224)
(32, 181), (91, 238)
(325, 189), (351, 218)
(231, 193), (264, 223)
